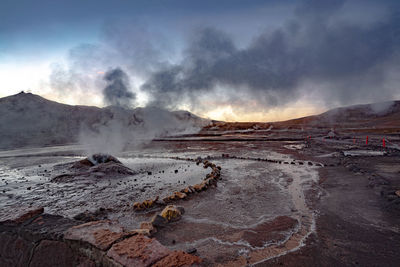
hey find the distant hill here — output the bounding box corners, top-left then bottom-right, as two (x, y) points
(275, 100), (400, 129)
(0, 92), (209, 149)
(203, 100), (400, 131)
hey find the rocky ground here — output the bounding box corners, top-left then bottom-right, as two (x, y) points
(1, 130), (400, 266)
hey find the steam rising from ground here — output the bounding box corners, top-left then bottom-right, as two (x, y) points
(103, 68), (135, 107)
(78, 107), (207, 155)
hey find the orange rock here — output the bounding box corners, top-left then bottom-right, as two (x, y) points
(174, 191), (187, 199)
(11, 207), (44, 224)
(64, 220), (125, 251)
(192, 184), (203, 192)
(152, 251), (202, 267)
(133, 202), (143, 211)
(181, 187), (191, 194)
(107, 235), (170, 267)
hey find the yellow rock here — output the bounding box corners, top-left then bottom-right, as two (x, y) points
(133, 196), (159, 211)
(160, 205), (182, 222)
(174, 191), (187, 199)
(133, 202), (144, 211)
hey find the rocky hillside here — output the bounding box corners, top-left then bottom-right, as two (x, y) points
(275, 100), (400, 129)
(204, 100), (400, 131)
(0, 92), (209, 149)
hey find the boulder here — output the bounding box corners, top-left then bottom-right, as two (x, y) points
(160, 205), (184, 222)
(107, 235), (171, 267)
(64, 220), (125, 251)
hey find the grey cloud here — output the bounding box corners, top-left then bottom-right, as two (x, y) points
(141, 0), (400, 110)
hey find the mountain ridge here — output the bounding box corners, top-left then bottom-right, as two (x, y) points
(0, 92), (208, 149)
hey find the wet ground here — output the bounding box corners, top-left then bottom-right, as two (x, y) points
(1, 133), (400, 266)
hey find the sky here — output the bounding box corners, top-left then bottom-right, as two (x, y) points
(1, 0), (400, 122)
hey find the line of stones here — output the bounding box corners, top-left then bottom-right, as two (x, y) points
(133, 157), (221, 211)
(131, 152), (329, 213)
(219, 154), (325, 167)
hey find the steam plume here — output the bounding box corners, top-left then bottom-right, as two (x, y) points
(103, 68), (135, 107)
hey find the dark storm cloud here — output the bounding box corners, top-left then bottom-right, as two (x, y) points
(103, 68), (135, 107)
(141, 0), (400, 109)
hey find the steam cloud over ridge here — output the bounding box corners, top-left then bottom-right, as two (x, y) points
(141, 0), (400, 110)
(48, 0), (400, 117)
(103, 68), (135, 107)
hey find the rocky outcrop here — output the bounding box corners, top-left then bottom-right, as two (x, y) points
(52, 154), (135, 182)
(0, 208), (202, 267)
(64, 220), (125, 251)
(107, 235), (171, 267)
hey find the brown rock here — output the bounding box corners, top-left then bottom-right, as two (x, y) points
(151, 215), (168, 228)
(0, 233), (33, 266)
(29, 240), (75, 267)
(5, 207), (44, 224)
(152, 251), (202, 267)
(107, 235), (170, 267)
(395, 190), (400, 197)
(64, 220), (125, 251)
(78, 158), (94, 167)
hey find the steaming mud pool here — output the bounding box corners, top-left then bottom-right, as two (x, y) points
(0, 142), (323, 265)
